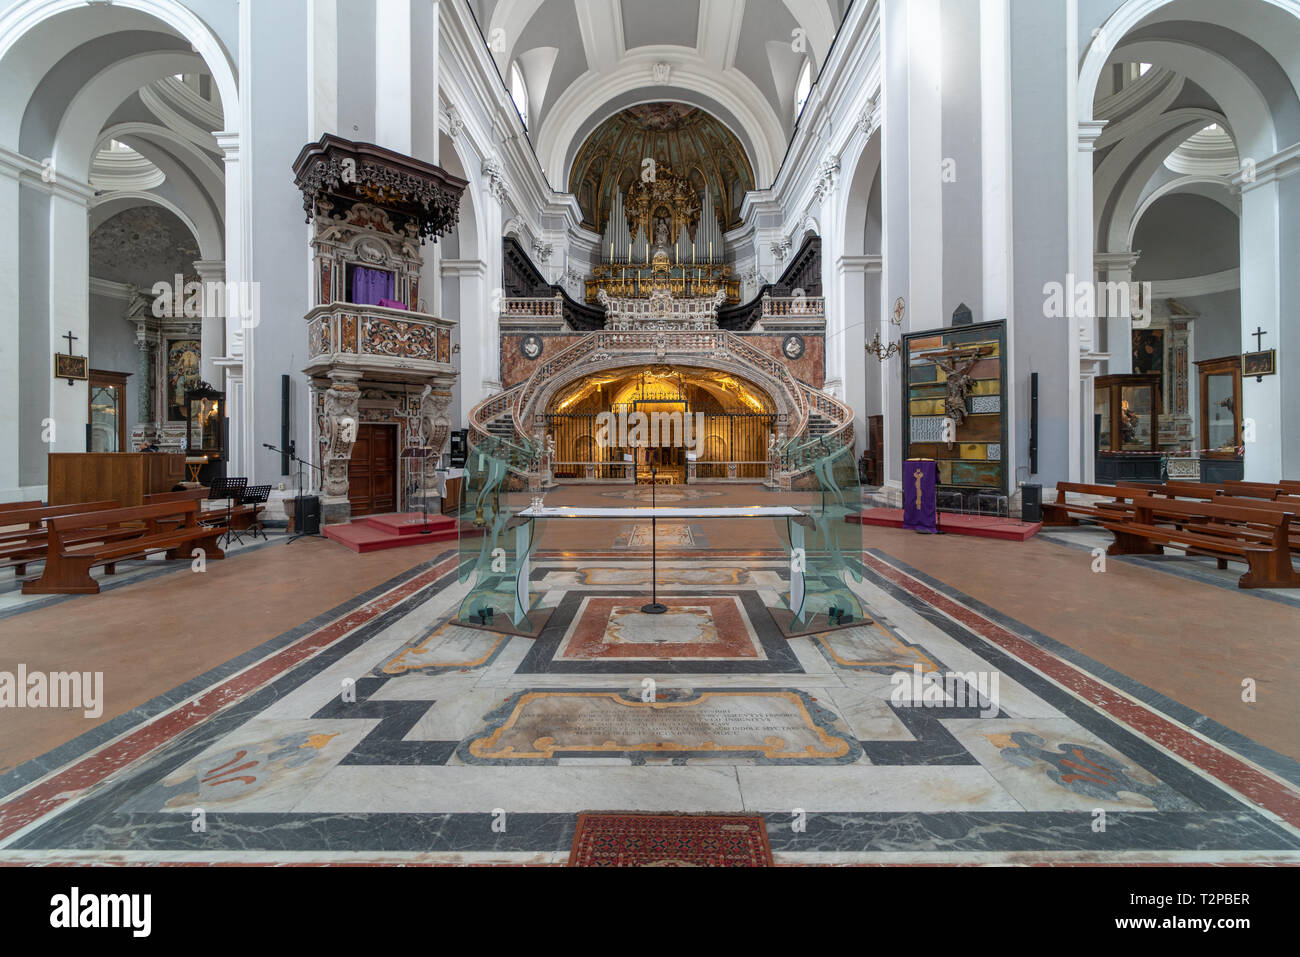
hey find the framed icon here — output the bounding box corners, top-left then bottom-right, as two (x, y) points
(54, 353), (88, 383)
(782, 334), (805, 360)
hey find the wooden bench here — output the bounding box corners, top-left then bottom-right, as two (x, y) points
(22, 501), (225, 595)
(0, 501), (132, 575)
(1100, 497), (1299, 589)
(0, 500), (43, 514)
(145, 488), (228, 531)
(1219, 480), (1287, 500)
(1041, 482), (1152, 527)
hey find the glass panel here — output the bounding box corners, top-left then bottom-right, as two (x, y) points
(456, 433), (544, 632)
(1095, 388), (1112, 452)
(1206, 374), (1237, 453)
(1120, 384), (1153, 451)
(89, 384), (119, 453)
(769, 432), (864, 628)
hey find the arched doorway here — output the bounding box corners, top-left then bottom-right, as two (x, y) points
(545, 365), (776, 484)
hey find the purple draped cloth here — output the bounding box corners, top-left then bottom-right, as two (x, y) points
(902, 459), (938, 534)
(352, 266), (393, 306)
(377, 297), (407, 310)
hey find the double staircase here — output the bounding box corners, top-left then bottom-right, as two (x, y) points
(468, 328), (856, 487)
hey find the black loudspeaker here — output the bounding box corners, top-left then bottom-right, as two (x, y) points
(280, 375), (291, 476)
(294, 495), (321, 535)
(1029, 372), (1039, 476)
(449, 429), (468, 467)
(1021, 484), (1042, 524)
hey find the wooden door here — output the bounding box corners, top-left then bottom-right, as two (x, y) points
(348, 424), (397, 516)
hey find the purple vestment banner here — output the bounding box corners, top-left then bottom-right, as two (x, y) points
(903, 459), (938, 533)
(352, 267), (393, 306)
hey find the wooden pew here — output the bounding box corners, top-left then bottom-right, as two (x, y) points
(0, 501), (132, 575)
(145, 488), (227, 531)
(1101, 497), (1300, 589)
(22, 501), (225, 595)
(1041, 482), (1152, 527)
(1219, 480), (1286, 500)
(0, 500), (43, 514)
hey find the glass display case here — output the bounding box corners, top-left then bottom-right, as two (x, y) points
(184, 382), (225, 483)
(88, 369), (129, 453)
(1196, 355), (1244, 482)
(1094, 374), (1162, 483)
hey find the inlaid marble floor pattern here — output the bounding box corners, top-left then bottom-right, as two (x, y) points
(1, 550), (1298, 865)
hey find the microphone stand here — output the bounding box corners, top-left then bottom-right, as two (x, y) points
(264, 443), (323, 545)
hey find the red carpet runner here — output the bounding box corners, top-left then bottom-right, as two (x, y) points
(569, 812), (773, 867)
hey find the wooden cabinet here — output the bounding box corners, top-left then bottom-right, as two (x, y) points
(1196, 355), (1244, 483)
(48, 453), (186, 507)
(1095, 374), (1162, 483)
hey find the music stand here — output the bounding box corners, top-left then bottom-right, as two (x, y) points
(210, 477), (248, 547)
(263, 443), (323, 545)
(241, 485), (272, 542)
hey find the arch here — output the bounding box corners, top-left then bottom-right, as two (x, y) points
(89, 190), (207, 256)
(96, 121), (226, 199)
(54, 50), (207, 182)
(529, 357), (795, 432)
(437, 127), (482, 262)
(1078, 0), (1300, 121)
(539, 52), (785, 189)
(0, 0), (239, 148)
(1094, 107), (1227, 250)
(1127, 175), (1239, 249)
(838, 125), (882, 257)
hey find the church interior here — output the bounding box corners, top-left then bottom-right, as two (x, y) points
(0, 0), (1298, 886)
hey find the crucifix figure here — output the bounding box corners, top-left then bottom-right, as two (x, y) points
(1251, 327), (1267, 351)
(935, 352), (980, 428)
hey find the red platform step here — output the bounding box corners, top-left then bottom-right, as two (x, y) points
(848, 507), (1041, 542)
(322, 512), (465, 553)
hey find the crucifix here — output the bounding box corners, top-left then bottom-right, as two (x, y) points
(1250, 327), (1267, 351)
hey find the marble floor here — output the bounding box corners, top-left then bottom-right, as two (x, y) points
(0, 488), (1298, 865)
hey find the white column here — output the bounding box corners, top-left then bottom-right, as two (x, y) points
(216, 130), (251, 479)
(980, 0), (1012, 325)
(308, 0), (339, 141)
(375, 0), (413, 154)
(193, 259), (225, 387)
(1095, 250), (1139, 375)
(1237, 179), (1282, 481)
(48, 184), (93, 455)
(905, 0), (943, 326)
(444, 259), (488, 414)
(837, 255), (869, 457)
(0, 162), (19, 493)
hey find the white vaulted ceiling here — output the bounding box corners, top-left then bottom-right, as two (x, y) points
(474, 0), (848, 190)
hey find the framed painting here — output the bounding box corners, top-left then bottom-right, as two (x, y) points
(166, 339), (201, 422)
(1242, 349), (1276, 379)
(53, 353), (88, 383)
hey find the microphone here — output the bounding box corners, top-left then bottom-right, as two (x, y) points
(262, 443), (275, 449)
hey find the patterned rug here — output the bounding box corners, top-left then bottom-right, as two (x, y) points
(568, 812), (773, 866)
